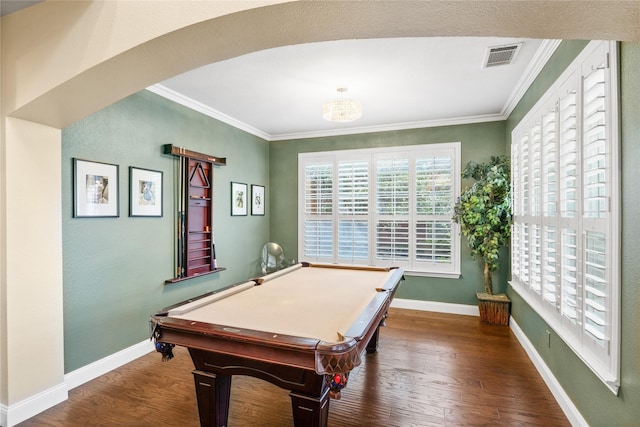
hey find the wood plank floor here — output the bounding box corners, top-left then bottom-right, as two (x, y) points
(18, 309), (569, 426)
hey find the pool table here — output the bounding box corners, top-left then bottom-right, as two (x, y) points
(150, 262), (404, 427)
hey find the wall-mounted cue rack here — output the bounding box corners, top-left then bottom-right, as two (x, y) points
(163, 144), (226, 284)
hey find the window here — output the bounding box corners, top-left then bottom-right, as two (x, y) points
(299, 143), (461, 276)
(510, 41), (620, 393)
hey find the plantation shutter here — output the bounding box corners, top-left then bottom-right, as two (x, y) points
(530, 122), (542, 295)
(518, 133), (531, 286)
(581, 52), (609, 350)
(337, 159), (369, 262)
(558, 83), (580, 326)
(299, 142), (460, 275)
(542, 105), (559, 307)
(376, 157), (410, 262)
(303, 161), (333, 260)
(510, 42), (619, 391)
(510, 143), (521, 279)
(415, 155), (454, 265)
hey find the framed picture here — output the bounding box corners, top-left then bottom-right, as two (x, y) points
(231, 182), (248, 216)
(129, 167), (163, 217)
(73, 158), (119, 218)
(251, 184), (265, 216)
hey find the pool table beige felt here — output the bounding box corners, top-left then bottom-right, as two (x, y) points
(151, 262), (404, 427)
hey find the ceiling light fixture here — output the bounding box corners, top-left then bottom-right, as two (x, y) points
(322, 87), (362, 122)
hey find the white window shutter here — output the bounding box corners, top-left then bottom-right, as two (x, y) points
(509, 41), (619, 392)
(300, 143), (460, 275)
(415, 155), (454, 265)
(376, 158), (409, 262)
(337, 160), (369, 261)
(303, 162), (333, 260)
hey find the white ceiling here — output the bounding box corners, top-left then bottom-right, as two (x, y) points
(151, 37), (557, 141)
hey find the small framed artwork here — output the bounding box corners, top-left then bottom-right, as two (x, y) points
(129, 167), (163, 217)
(231, 182), (248, 216)
(73, 158), (119, 218)
(251, 184), (265, 216)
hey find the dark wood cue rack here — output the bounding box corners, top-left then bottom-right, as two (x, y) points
(163, 144), (226, 284)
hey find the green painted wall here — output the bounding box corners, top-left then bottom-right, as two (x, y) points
(269, 122), (509, 305)
(61, 90), (269, 372)
(59, 40), (640, 425)
(269, 40), (640, 424)
(505, 41), (640, 426)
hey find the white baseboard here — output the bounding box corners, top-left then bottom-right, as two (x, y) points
(1, 382), (68, 427)
(1, 340), (155, 426)
(65, 339), (155, 390)
(5, 307), (585, 427)
(509, 317), (588, 427)
(391, 297), (480, 317)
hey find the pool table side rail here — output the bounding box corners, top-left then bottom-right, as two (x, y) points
(315, 293), (386, 374)
(251, 262), (396, 285)
(300, 261), (395, 272)
(316, 268), (404, 373)
(153, 279), (257, 316)
(150, 266), (404, 375)
(153, 315), (323, 351)
(339, 268), (404, 341)
(151, 317), (328, 372)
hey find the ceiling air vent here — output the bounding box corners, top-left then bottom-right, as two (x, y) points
(483, 43), (522, 68)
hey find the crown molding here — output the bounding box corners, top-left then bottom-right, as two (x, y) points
(269, 114), (506, 141)
(501, 39), (562, 117)
(145, 85), (271, 141)
(148, 40), (560, 142)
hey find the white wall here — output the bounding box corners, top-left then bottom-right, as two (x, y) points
(2, 118), (65, 426)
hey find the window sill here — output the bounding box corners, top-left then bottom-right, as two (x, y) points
(403, 270), (461, 279)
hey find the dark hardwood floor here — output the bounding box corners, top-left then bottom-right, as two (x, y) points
(18, 308), (569, 426)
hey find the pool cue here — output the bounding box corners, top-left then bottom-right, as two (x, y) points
(209, 166), (217, 270)
(211, 229), (217, 269)
(177, 154), (185, 278)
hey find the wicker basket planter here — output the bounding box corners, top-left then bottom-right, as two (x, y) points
(477, 292), (511, 326)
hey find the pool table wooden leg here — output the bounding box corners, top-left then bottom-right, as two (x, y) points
(289, 387), (330, 427)
(192, 370), (232, 427)
(365, 323), (382, 353)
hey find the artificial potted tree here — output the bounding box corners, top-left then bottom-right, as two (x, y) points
(452, 155), (512, 325)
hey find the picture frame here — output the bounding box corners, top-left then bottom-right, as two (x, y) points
(251, 184), (265, 216)
(231, 182), (248, 216)
(129, 166), (163, 217)
(73, 158), (119, 218)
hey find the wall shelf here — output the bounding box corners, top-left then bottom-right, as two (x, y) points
(163, 144), (226, 284)
(164, 268), (227, 284)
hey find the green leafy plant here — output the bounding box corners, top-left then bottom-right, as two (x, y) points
(452, 155), (511, 295)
